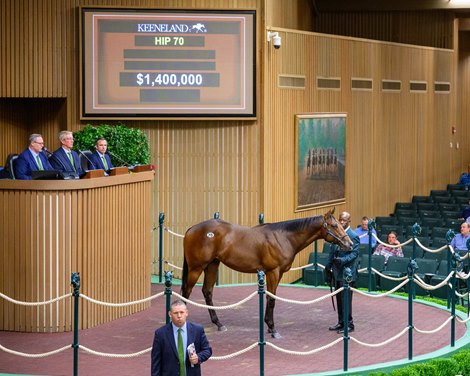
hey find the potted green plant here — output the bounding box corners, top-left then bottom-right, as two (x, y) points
(73, 123), (150, 167)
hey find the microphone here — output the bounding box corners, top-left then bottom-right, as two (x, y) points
(78, 150), (97, 170)
(107, 150), (132, 167)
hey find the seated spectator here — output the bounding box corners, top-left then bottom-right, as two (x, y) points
(14, 133), (54, 180)
(450, 222), (470, 253)
(354, 216), (377, 248)
(373, 231), (403, 264)
(460, 198), (470, 224)
(457, 167), (470, 190)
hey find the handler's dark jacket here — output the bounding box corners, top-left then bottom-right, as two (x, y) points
(326, 227), (360, 283)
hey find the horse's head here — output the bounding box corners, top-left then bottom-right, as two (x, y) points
(322, 208), (352, 251)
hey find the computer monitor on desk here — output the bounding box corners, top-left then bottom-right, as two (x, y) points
(31, 170), (62, 180)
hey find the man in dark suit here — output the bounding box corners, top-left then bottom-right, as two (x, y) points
(49, 130), (83, 177)
(14, 133), (54, 180)
(151, 299), (212, 376)
(88, 137), (113, 172)
(326, 211), (360, 333)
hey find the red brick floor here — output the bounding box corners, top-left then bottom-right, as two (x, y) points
(0, 284), (467, 376)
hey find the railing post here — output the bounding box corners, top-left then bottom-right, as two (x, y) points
(450, 252), (462, 347)
(257, 271), (266, 376)
(313, 241), (319, 286)
(342, 267), (352, 372)
(158, 212), (165, 284)
(407, 259), (418, 360)
(446, 230), (456, 309)
(71, 272), (81, 376)
(367, 219), (376, 292)
(259, 213), (264, 224)
(164, 271), (173, 325)
(214, 212), (220, 285)
(411, 222), (421, 261)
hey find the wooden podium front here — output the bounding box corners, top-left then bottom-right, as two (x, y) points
(0, 171), (154, 332)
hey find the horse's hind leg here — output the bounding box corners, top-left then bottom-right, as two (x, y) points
(265, 271), (282, 339)
(202, 259), (226, 331)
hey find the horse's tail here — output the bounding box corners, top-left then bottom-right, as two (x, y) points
(181, 254), (188, 297)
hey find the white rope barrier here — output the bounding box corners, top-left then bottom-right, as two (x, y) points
(372, 269), (408, 281)
(351, 278), (409, 297)
(414, 316), (453, 334)
(164, 260), (183, 270)
(79, 345), (151, 358)
(349, 326), (409, 347)
(163, 227), (185, 238)
(171, 291), (259, 310)
(0, 292), (72, 306)
(0, 343), (71, 358)
(413, 273), (454, 291)
(265, 287), (343, 305)
(414, 238), (448, 254)
(266, 337), (343, 355)
(80, 291), (165, 307)
(210, 342), (259, 360)
(372, 233), (413, 247)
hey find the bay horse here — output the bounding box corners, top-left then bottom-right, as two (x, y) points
(181, 209), (352, 338)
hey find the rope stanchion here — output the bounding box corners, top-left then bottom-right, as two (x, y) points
(0, 343), (71, 358)
(0, 292), (72, 305)
(266, 337), (343, 355)
(350, 327), (409, 347)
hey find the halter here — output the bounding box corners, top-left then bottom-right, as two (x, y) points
(323, 219), (349, 245)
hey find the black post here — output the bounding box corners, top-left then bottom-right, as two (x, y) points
(342, 267), (352, 371)
(313, 241), (319, 286)
(158, 212), (165, 284)
(71, 272), (81, 376)
(367, 219), (376, 291)
(407, 259), (418, 360)
(259, 213), (264, 224)
(257, 271), (266, 376)
(446, 230), (456, 309)
(164, 271), (173, 325)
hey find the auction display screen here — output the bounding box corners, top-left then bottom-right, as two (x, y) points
(81, 9), (256, 118)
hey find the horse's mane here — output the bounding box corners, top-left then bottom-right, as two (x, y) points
(261, 215), (323, 232)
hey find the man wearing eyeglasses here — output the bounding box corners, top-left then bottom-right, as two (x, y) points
(14, 133), (54, 180)
(49, 130), (84, 177)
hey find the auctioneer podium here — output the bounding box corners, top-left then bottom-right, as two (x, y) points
(0, 169), (154, 332)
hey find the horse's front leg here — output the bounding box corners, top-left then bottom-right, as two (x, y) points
(265, 270), (282, 339)
(202, 260), (226, 331)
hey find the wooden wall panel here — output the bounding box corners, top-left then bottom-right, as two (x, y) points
(0, 174), (153, 332)
(263, 30), (459, 283)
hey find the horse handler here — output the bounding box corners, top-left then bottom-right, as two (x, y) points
(325, 211), (360, 334)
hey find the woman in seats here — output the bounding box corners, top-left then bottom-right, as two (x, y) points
(373, 231), (403, 264)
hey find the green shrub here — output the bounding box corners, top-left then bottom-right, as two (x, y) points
(73, 123), (150, 166)
(453, 349), (470, 375)
(389, 365), (421, 376)
(428, 358), (459, 376)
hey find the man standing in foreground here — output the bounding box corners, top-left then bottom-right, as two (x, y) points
(151, 299), (212, 376)
(326, 211), (360, 333)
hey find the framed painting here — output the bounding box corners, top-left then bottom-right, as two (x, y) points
(295, 113), (346, 211)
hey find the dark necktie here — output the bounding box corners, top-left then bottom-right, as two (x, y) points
(178, 328), (185, 375)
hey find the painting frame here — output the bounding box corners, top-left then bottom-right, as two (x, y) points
(295, 113), (346, 211)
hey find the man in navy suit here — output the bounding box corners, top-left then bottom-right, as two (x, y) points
(14, 133), (54, 180)
(326, 211), (360, 334)
(88, 138), (113, 172)
(151, 299), (212, 376)
(49, 130), (83, 177)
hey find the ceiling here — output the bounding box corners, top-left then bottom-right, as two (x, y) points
(313, 0), (470, 12)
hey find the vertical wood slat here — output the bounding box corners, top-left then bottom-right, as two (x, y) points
(0, 173), (153, 332)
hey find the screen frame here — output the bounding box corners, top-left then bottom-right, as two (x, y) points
(80, 7), (257, 120)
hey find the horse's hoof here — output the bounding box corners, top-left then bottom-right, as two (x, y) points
(217, 325), (227, 332)
(271, 331), (282, 339)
